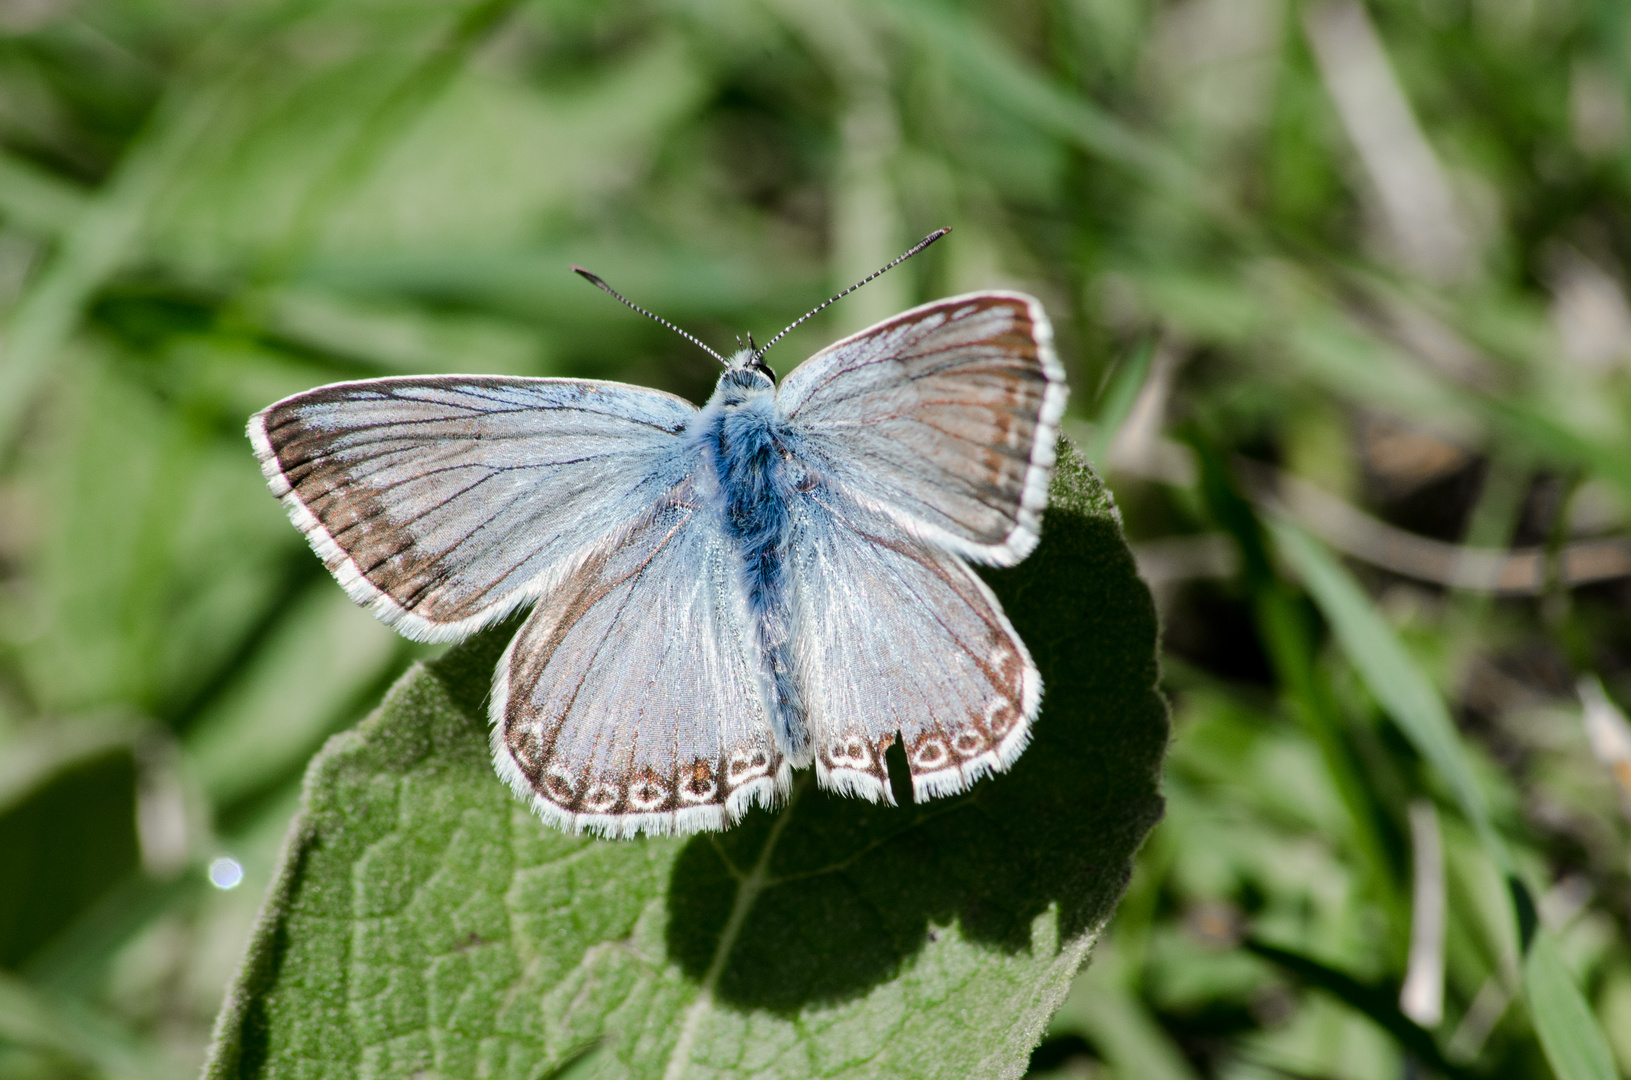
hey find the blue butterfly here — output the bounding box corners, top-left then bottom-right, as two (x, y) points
(249, 232), (1067, 837)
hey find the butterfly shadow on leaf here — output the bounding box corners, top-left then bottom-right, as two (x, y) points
(660, 445), (1169, 1015)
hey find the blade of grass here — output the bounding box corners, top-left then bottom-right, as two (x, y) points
(22, 871), (201, 998)
(877, 0), (1217, 217)
(1084, 336), (1154, 467)
(1269, 520), (1623, 1080)
(1050, 971), (1202, 1080)
(266, 0), (528, 276)
(1243, 938), (1476, 1080)
(0, 71), (232, 452)
(1523, 932), (1620, 1080)
(0, 150), (89, 239)
(1189, 436), (1405, 922)
(0, 969), (173, 1080)
(1268, 518), (1506, 870)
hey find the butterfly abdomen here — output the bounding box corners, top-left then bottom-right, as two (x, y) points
(698, 375), (810, 763)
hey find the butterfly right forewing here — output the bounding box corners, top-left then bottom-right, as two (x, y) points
(778, 292), (1066, 568)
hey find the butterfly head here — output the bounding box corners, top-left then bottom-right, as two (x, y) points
(723, 332), (777, 386)
(715, 345), (776, 405)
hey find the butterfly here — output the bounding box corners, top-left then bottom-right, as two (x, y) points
(248, 231), (1067, 838)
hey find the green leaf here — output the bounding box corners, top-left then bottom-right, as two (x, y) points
(0, 742), (140, 970)
(1523, 933), (1620, 1080)
(203, 443), (1167, 1079)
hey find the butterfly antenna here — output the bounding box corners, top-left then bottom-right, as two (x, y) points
(571, 266), (728, 366)
(752, 227), (951, 362)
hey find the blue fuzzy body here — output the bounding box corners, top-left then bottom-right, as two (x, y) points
(692, 365), (809, 760)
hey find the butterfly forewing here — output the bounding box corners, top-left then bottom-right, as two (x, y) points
(250, 376), (695, 642)
(492, 478), (786, 838)
(790, 494), (1039, 805)
(778, 292), (1066, 567)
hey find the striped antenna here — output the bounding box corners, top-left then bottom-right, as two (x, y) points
(571, 266), (728, 366)
(752, 227), (951, 362)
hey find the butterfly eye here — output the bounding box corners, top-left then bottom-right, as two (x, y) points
(749, 357), (777, 385)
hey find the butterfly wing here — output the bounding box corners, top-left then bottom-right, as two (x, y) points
(491, 476), (786, 838)
(788, 493), (1040, 804)
(249, 376), (695, 642)
(777, 291), (1066, 567)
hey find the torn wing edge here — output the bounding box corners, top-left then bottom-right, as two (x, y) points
(907, 561), (1043, 803)
(806, 557), (1044, 807)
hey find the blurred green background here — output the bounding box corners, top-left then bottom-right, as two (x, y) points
(0, 0), (1629, 1077)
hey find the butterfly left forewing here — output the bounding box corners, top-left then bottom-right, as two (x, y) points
(788, 495), (1040, 805)
(492, 477), (787, 838)
(778, 292), (1066, 567)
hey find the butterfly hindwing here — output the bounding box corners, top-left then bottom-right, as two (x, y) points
(250, 376), (695, 642)
(491, 477), (787, 837)
(789, 493), (1040, 805)
(778, 292), (1066, 567)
